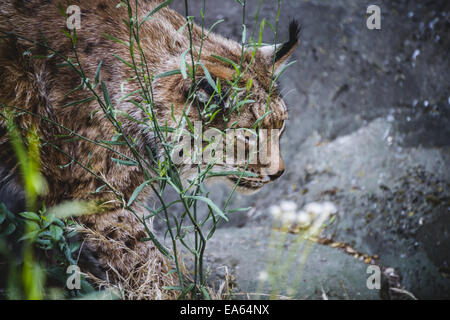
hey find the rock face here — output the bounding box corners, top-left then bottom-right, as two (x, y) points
(164, 0), (450, 299)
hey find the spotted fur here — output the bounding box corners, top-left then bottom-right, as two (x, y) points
(0, 0), (298, 291)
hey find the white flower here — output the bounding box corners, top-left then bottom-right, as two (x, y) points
(258, 271), (269, 282)
(304, 202), (323, 217)
(322, 201), (338, 214)
(280, 200), (297, 212)
(269, 205), (282, 219)
(296, 211), (312, 228)
(280, 211), (297, 226)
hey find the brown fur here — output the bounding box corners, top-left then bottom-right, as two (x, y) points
(0, 0), (298, 297)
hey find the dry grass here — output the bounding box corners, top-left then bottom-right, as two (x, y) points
(74, 225), (180, 300)
(67, 222), (240, 300)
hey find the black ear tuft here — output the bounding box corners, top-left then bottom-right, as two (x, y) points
(288, 19), (301, 44)
(275, 20), (301, 62)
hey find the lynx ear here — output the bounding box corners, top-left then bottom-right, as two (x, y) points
(259, 20), (300, 72)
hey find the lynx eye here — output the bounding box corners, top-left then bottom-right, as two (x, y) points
(196, 89), (210, 103)
(195, 78), (228, 109)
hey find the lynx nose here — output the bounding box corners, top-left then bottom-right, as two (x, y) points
(269, 157), (285, 181)
(269, 168), (285, 181)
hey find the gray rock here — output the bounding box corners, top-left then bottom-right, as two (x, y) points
(162, 0), (450, 299)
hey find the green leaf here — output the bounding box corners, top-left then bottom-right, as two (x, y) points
(61, 29), (72, 40)
(236, 99), (256, 109)
(111, 157), (138, 166)
(127, 179), (156, 207)
(19, 211), (41, 222)
(207, 19), (224, 36)
(180, 49), (189, 79)
(80, 278), (96, 294)
(98, 139), (126, 146)
(101, 33), (129, 47)
(2, 223), (16, 236)
(58, 3), (67, 17)
(63, 81), (83, 97)
(201, 286), (211, 300)
(197, 62), (217, 93)
(118, 90), (143, 103)
(60, 97), (96, 109)
(101, 81), (112, 107)
(155, 69), (181, 79)
(186, 195), (228, 221)
(271, 60), (297, 85)
(0, 203), (14, 221)
(162, 286), (183, 291)
(246, 77), (253, 91)
(35, 238), (52, 248)
(52, 218), (65, 229)
(72, 28), (78, 46)
(140, 0), (174, 27)
(70, 241), (81, 253)
(112, 54), (134, 69)
(253, 110), (273, 129)
(41, 216), (52, 229)
(19, 229), (40, 241)
(227, 207), (252, 214)
(49, 225), (63, 241)
(216, 77), (222, 94)
(140, 230), (173, 259)
(25, 220), (40, 232)
(94, 60), (103, 86)
(211, 54), (240, 75)
(177, 283), (195, 299)
(0, 208), (5, 224)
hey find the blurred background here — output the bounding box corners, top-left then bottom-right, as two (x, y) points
(162, 0), (450, 299)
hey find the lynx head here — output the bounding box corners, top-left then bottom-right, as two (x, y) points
(149, 20), (300, 193)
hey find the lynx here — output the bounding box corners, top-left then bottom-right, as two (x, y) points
(0, 0), (299, 297)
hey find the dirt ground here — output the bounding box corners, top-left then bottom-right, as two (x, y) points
(165, 0), (450, 299)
